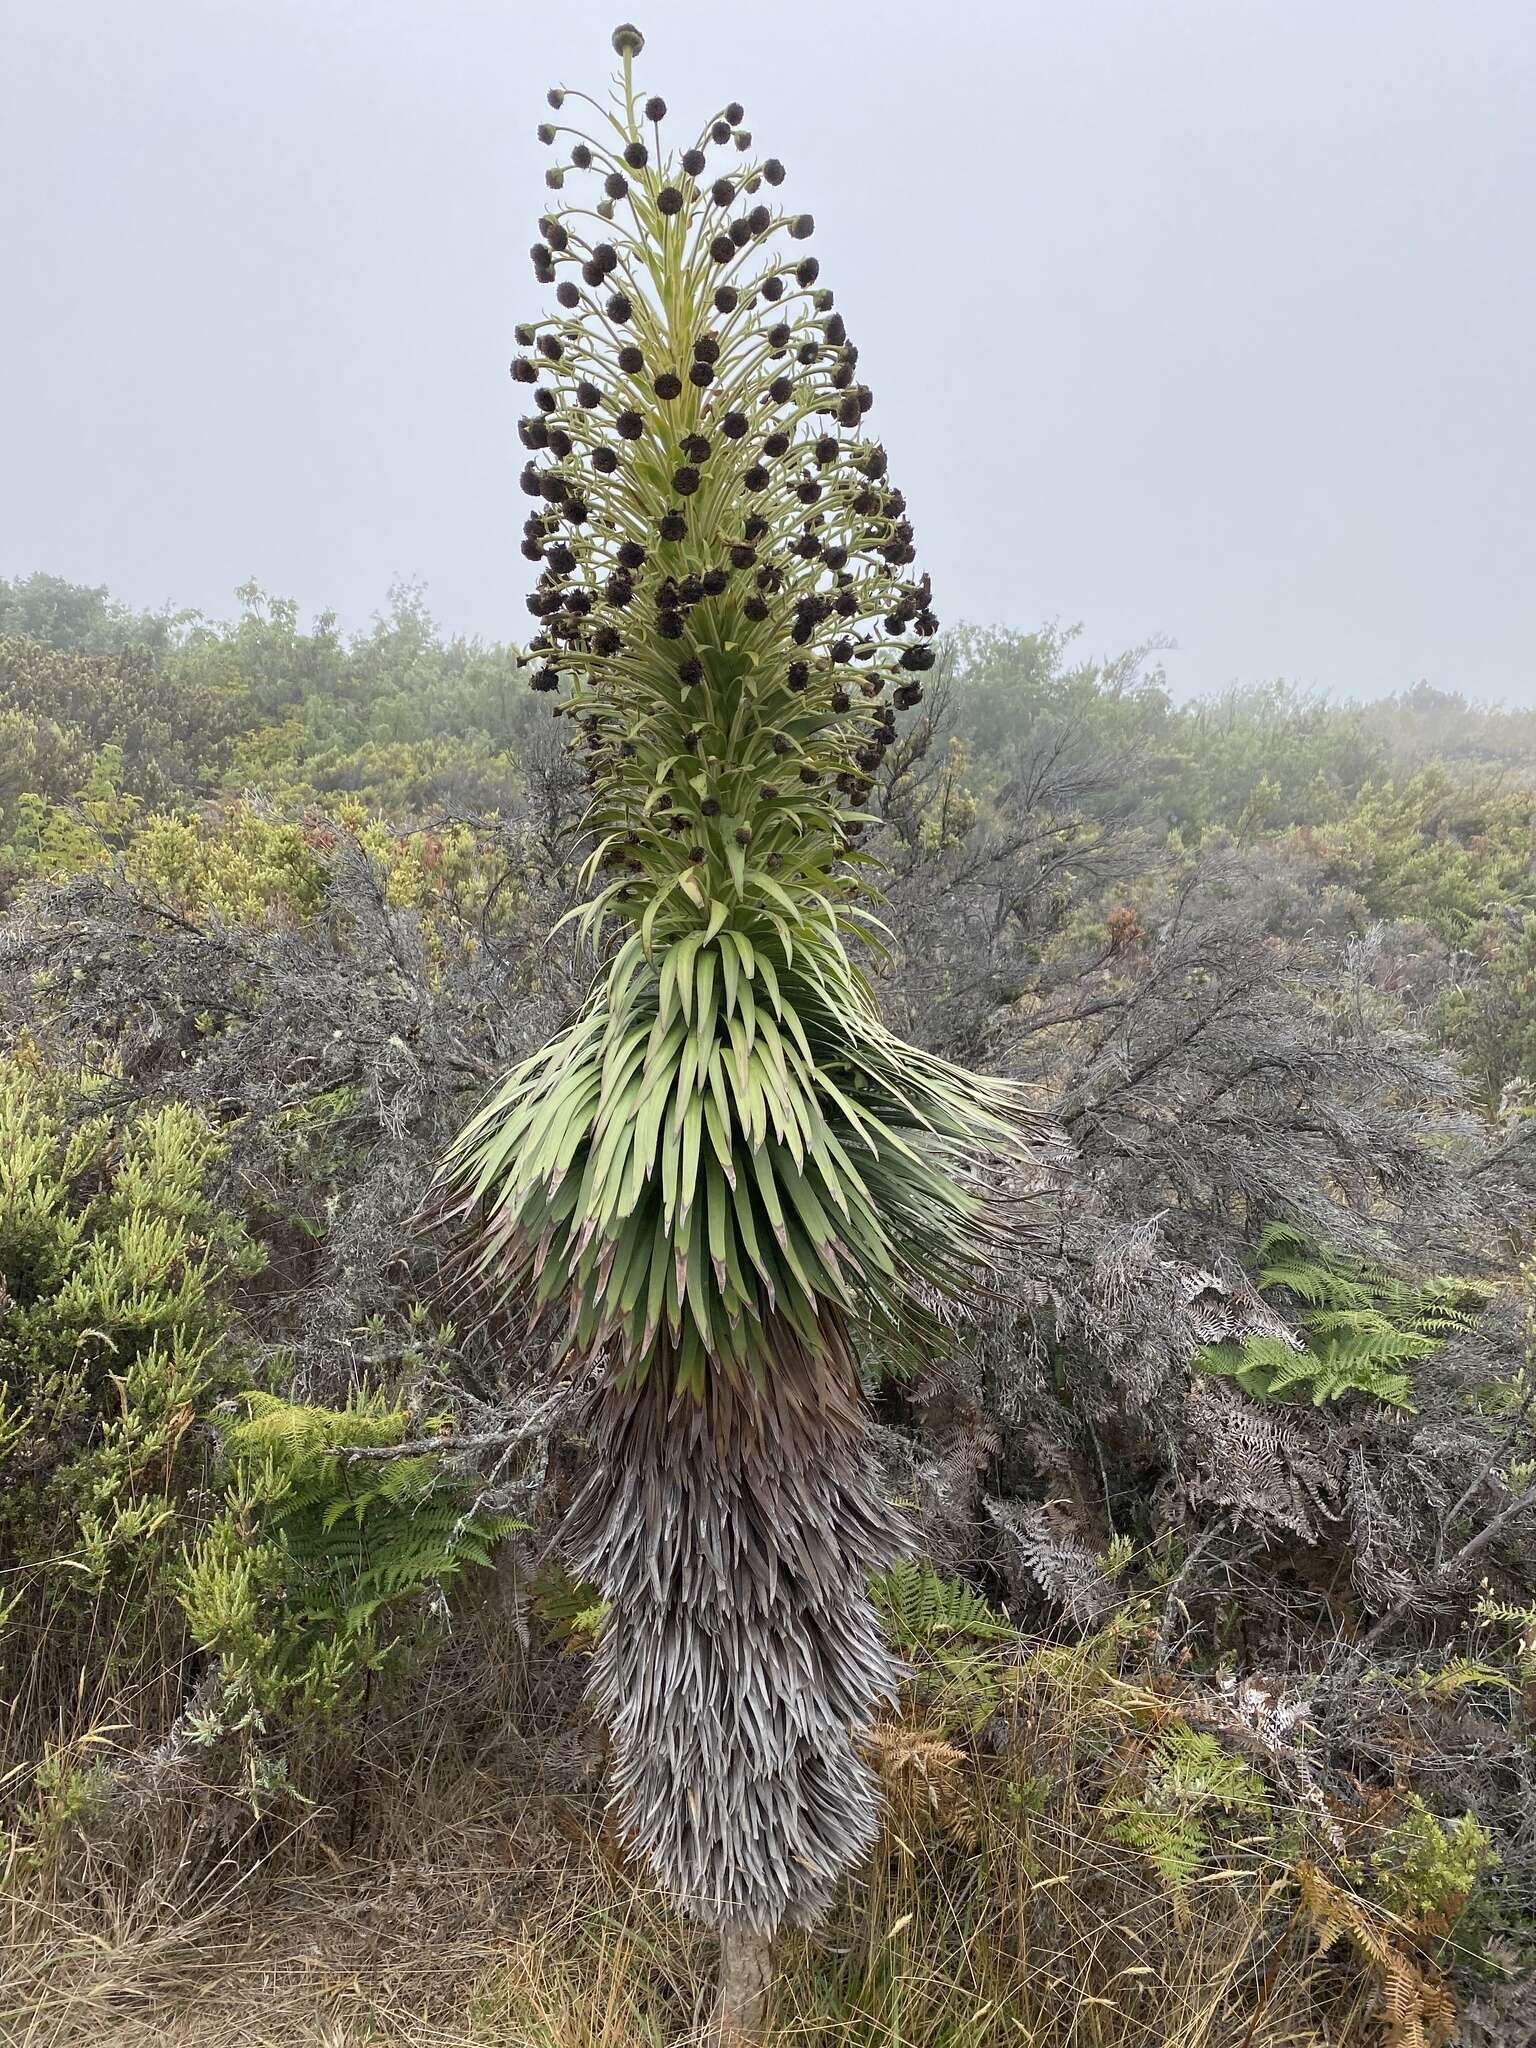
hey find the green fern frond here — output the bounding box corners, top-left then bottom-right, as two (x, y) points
(1198, 1224), (1483, 1410)
(870, 1559), (1014, 1649)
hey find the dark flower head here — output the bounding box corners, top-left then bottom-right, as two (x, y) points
(734, 130), (751, 150)
(748, 204), (770, 235)
(790, 213), (814, 239)
(537, 333), (563, 359)
(537, 122), (556, 144)
(725, 101), (744, 122)
(657, 607), (685, 636)
(653, 370), (683, 400)
(743, 514), (768, 540)
(831, 690), (850, 713)
(576, 379), (601, 407)
(693, 335), (721, 364)
(761, 275), (784, 301)
(681, 433), (712, 461)
(721, 411), (748, 439)
(679, 655), (704, 684)
(743, 595), (770, 621)
(786, 661), (809, 689)
(671, 465), (701, 495)
(658, 186), (684, 214)
(763, 430), (789, 456)
(616, 410), (644, 439)
(796, 257), (819, 286)
(582, 258), (604, 285)
(681, 147), (706, 175)
(617, 539), (647, 568)
(572, 143), (593, 167)
(744, 465), (769, 491)
(763, 157), (785, 185)
(768, 322), (791, 349)
(769, 374), (793, 403)
(548, 428), (573, 457)
(534, 386), (557, 413)
(547, 88), (564, 108)
(709, 234), (735, 263)
(730, 218), (752, 248)
(688, 362), (714, 386)
(611, 23), (644, 54)
(545, 167), (564, 188)
(815, 435), (838, 464)
(623, 139), (648, 168)
(556, 281), (580, 308)
(515, 322), (537, 345)
(714, 285), (738, 313)
(702, 567), (729, 595)
(729, 542), (756, 568)
(711, 119), (731, 144)
(511, 356), (538, 382)
(710, 178), (735, 206)
(798, 765), (818, 783)
(607, 290), (632, 322)
(546, 542), (575, 573)
(605, 170), (629, 199)
(824, 313), (846, 345)
(594, 242), (618, 272)
(618, 343), (644, 373)
(644, 94), (667, 120)
(700, 797), (721, 816)
(658, 510), (688, 541)
(531, 668), (560, 691)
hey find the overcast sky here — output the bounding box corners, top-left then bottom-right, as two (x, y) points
(3, 0), (1531, 701)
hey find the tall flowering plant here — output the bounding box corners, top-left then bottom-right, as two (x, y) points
(431, 22), (1044, 1993)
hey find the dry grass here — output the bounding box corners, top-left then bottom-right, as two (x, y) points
(0, 1599), (1410, 2047)
(0, 1713), (1376, 2047)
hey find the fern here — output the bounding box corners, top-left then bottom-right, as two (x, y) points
(1108, 1723), (1270, 1901)
(179, 1390), (523, 1723)
(1197, 1222), (1483, 1409)
(870, 1560), (1016, 1649)
(871, 1560), (1017, 1734)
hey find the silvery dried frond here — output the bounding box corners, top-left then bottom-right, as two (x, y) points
(985, 1497), (1120, 1627)
(1180, 1376), (1340, 1542)
(869, 1396), (1003, 1575)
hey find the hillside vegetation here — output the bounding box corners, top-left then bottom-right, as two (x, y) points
(2, 569), (1535, 2045)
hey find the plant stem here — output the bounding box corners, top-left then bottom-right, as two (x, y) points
(715, 1922), (772, 2044)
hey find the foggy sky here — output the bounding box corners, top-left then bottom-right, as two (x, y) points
(3, 0), (1532, 702)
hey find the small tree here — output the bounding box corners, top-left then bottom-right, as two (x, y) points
(429, 24), (1042, 2035)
